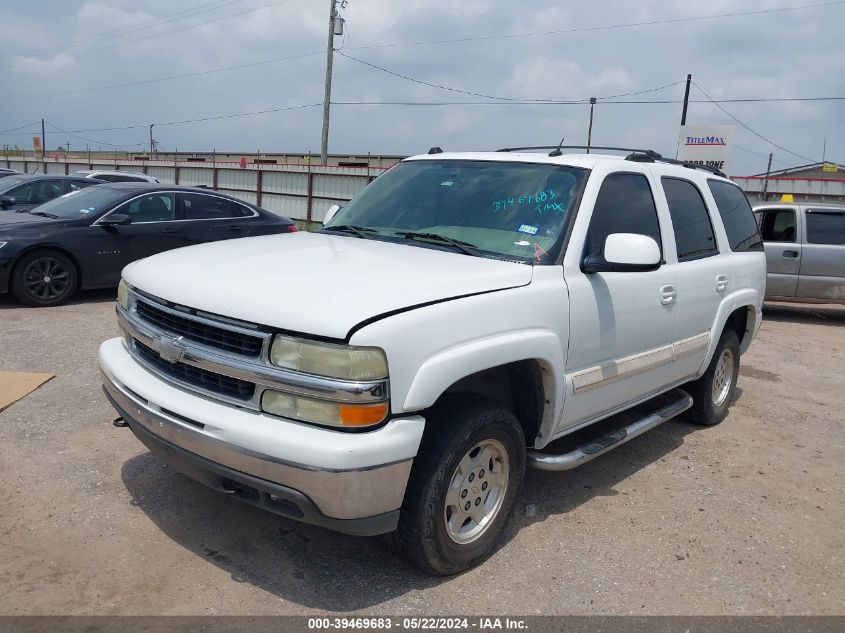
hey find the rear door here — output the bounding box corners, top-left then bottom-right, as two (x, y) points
(797, 207), (845, 301)
(177, 192), (257, 244)
(754, 207), (801, 298)
(658, 175), (724, 378)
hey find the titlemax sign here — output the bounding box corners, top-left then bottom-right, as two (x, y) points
(677, 125), (735, 173)
(685, 136), (727, 146)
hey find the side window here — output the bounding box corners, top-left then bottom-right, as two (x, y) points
(756, 208), (797, 242)
(585, 173), (661, 260)
(15, 180), (64, 204)
(661, 177), (718, 262)
(707, 180), (764, 252)
(121, 193), (176, 222)
(180, 193), (252, 220)
(8, 182), (38, 203)
(93, 174), (115, 182)
(806, 210), (845, 245)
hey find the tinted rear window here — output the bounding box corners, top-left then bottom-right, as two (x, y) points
(806, 210), (845, 245)
(707, 180), (763, 252)
(662, 177), (718, 261)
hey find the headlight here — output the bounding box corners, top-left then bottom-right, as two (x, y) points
(269, 335), (388, 380)
(261, 391), (388, 428)
(117, 279), (129, 310)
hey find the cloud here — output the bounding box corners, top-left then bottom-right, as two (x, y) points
(0, 0), (842, 172)
(7, 53), (76, 74)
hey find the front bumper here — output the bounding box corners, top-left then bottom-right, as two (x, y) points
(100, 338), (425, 535)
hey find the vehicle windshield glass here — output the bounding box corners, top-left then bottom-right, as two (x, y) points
(28, 186), (121, 219)
(325, 159), (587, 263)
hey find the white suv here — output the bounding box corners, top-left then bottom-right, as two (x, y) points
(73, 169), (159, 183)
(99, 147), (766, 574)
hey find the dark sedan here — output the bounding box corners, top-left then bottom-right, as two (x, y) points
(0, 168), (19, 179)
(0, 183), (297, 306)
(0, 174), (103, 211)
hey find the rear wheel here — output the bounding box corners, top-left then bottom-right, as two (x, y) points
(685, 329), (740, 426)
(395, 394), (525, 575)
(12, 250), (78, 306)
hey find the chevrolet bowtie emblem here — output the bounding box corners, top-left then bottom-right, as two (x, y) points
(153, 334), (185, 364)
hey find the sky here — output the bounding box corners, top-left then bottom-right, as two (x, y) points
(1, 0), (843, 175)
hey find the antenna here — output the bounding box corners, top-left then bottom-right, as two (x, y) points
(548, 136), (565, 157)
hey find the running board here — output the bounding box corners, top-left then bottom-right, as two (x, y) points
(527, 389), (693, 471)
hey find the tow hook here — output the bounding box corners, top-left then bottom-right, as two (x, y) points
(112, 417), (129, 428)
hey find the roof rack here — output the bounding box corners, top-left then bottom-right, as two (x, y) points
(495, 145), (726, 178)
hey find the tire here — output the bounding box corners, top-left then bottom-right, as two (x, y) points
(685, 329), (740, 426)
(395, 393), (526, 575)
(12, 249), (78, 307)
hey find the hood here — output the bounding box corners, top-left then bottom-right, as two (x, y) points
(0, 212), (53, 227)
(123, 231), (533, 339)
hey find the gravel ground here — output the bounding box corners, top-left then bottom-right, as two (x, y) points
(0, 291), (842, 615)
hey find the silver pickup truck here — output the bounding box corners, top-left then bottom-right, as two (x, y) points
(753, 203), (845, 304)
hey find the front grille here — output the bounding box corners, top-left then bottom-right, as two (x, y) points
(134, 340), (255, 401)
(135, 300), (264, 357)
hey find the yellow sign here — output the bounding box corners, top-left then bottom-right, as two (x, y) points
(780, 194), (794, 203)
(822, 162), (839, 173)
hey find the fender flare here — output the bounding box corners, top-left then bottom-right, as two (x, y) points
(700, 289), (762, 372)
(402, 329), (565, 442)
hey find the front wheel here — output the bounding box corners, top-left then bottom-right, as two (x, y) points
(685, 329), (740, 426)
(12, 250), (79, 306)
(395, 394), (525, 575)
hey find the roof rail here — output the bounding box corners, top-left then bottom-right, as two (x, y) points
(496, 144), (656, 156)
(495, 144), (727, 178)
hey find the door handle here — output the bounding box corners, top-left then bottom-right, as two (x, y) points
(227, 225), (243, 232)
(161, 227), (178, 234)
(660, 284), (677, 305)
(716, 274), (729, 292)
(782, 250), (799, 258)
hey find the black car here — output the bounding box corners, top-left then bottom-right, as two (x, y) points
(0, 174), (103, 212)
(0, 183), (297, 306)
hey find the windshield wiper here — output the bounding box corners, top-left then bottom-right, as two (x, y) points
(321, 224), (378, 239)
(28, 210), (58, 218)
(394, 231), (481, 257)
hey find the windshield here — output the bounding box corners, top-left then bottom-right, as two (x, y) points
(324, 159), (587, 263)
(25, 185), (122, 219)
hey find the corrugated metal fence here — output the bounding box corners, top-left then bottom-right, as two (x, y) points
(3, 157), (387, 223)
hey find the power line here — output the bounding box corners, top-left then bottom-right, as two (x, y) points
(10, 51), (323, 101)
(13, 0), (246, 59)
(6, 1), (843, 103)
(26, 0), (294, 60)
(336, 51), (685, 103)
(45, 121), (147, 149)
(345, 0), (845, 51)
(0, 121), (40, 136)
(59, 103), (322, 134)
(691, 82), (819, 164)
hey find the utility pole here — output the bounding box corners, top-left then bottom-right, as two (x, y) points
(586, 97), (597, 153)
(149, 124), (155, 157)
(680, 73), (692, 126)
(320, 0), (339, 165)
(761, 152), (773, 201)
(41, 118), (46, 172)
